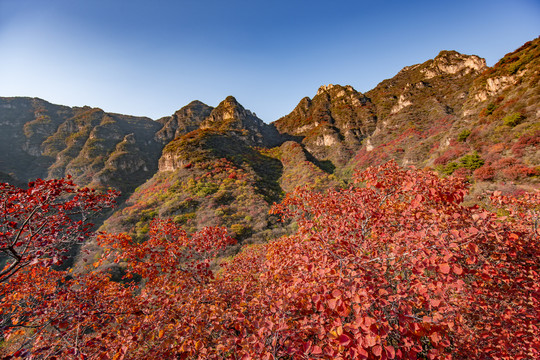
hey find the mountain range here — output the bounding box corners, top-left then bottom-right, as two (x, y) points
(1, 37), (538, 248)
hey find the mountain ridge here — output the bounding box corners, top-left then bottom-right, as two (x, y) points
(1, 37), (538, 244)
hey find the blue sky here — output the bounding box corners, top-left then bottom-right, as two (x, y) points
(1, 0), (539, 122)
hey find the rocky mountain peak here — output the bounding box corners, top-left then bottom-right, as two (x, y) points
(316, 84), (336, 95)
(154, 101), (214, 144)
(197, 97), (282, 147)
(315, 84), (357, 98)
(422, 51), (487, 78)
(201, 96), (259, 131)
(273, 83), (377, 166)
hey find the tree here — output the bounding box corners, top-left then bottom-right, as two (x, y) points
(0, 177), (118, 282)
(217, 161), (538, 359)
(0, 178), (117, 357)
(1, 219), (235, 359)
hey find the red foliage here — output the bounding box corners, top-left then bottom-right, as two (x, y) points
(501, 164), (538, 181)
(512, 131), (540, 156)
(0, 178), (118, 283)
(1, 164), (539, 359)
(473, 165), (495, 181)
(451, 167), (471, 178)
(433, 144), (468, 166)
(491, 156), (519, 170)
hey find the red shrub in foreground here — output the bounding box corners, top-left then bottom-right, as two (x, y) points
(0, 178), (118, 283)
(1, 163), (538, 359)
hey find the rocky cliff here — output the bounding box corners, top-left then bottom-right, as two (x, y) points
(273, 84), (377, 167)
(0, 98), (163, 195)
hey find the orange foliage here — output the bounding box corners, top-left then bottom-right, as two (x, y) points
(1, 163), (538, 359)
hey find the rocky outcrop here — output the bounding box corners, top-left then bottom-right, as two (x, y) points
(273, 84), (377, 166)
(200, 96), (282, 147)
(155, 101), (213, 144)
(421, 51), (486, 78)
(158, 96), (285, 173)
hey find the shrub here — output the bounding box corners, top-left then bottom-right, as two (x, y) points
(473, 165), (495, 181)
(459, 152), (484, 171)
(457, 129), (471, 142)
(512, 131), (540, 155)
(492, 157), (519, 170)
(433, 145), (468, 165)
(502, 112), (524, 127)
(230, 223), (251, 238)
(438, 161), (459, 175)
(502, 165), (538, 181)
(485, 102), (497, 115)
(173, 212), (196, 224)
(452, 167), (472, 178)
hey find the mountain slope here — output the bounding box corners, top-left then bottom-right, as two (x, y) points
(273, 84), (377, 167)
(352, 38), (539, 188)
(0, 98), (163, 195)
(274, 37), (539, 189)
(1, 37), (538, 250)
(101, 97), (288, 245)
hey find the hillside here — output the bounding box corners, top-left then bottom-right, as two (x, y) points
(0, 98), (163, 196)
(274, 38), (539, 190)
(0, 37), (538, 245)
(100, 96), (333, 248)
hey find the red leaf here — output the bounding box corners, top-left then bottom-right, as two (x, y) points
(438, 263), (450, 274)
(385, 345), (396, 359)
(338, 334), (352, 346)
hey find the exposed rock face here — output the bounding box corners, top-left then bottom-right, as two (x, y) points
(200, 96), (282, 147)
(0, 98), (163, 195)
(155, 101), (213, 144)
(273, 84), (377, 165)
(472, 75), (518, 102)
(421, 51), (486, 78)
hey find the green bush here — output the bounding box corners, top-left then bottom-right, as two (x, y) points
(439, 162), (459, 175)
(436, 152), (484, 175)
(140, 209), (158, 222)
(486, 103), (497, 115)
(502, 113), (524, 127)
(196, 183), (219, 197)
(457, 129), (471, 142)
(173, 212), (196, 224)
(459, 152), (484, 171)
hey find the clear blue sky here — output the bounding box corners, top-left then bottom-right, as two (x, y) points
(1, 0), (539, 122)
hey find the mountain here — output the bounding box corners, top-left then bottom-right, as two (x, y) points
(352, 39), (539, 188)
(0, 98), (163, 196)
(275, 38), (539, 188)
(273, 84), (377, 170)
(100, 96), (322, 246)
(1, 37), (538, 248)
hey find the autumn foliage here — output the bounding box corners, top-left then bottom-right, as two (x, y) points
(1, 162), (539, 359)
(0, 178), (118, 283)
